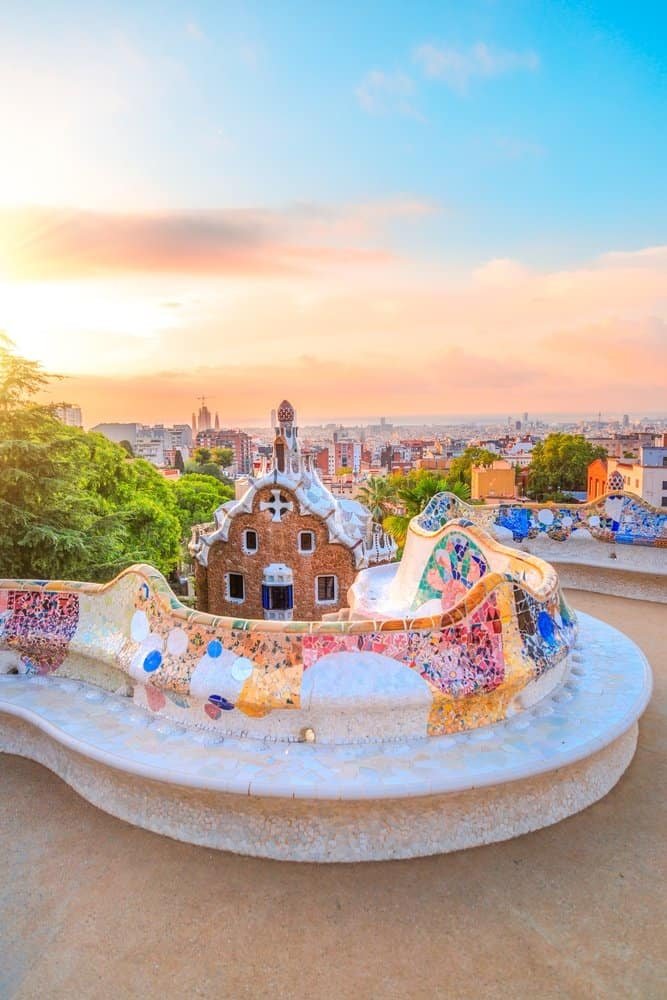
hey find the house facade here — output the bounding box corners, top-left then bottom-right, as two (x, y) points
(190, 400), (396, 620)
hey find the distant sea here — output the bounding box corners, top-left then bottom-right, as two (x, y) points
(241, 411), (667, 429)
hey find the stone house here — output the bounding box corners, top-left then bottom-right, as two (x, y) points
(190, 400), (396, 620)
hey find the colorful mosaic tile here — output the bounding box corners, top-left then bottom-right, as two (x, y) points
(411, 529), (489, 611)
(3, 590), (79, 674)
(416, 491), (667, 546)
(0, 513), (579, 736)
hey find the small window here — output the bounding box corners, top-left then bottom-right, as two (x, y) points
(244, 529), (258, 553)
(662, 481), (667, 490)
(262, 584), (294, 611)
(316, 575), (337, 604)
(299, 530), (315, 553)
(227, 573), (245, 602)
(662, 498), (667, 508)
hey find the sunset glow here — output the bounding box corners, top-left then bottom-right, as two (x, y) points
(1, 2), (665, 425)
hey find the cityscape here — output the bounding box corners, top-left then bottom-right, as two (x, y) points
(51, 398), (667, 509)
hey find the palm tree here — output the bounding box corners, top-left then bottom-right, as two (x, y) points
(383, 474), (470, 549)
(356, 475), (397, 522)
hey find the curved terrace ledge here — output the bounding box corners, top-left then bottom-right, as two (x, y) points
(415, 490), (667, 546)
(0, 612), (652, 861)
(0, 517), (578, 742)
(0, 518), (653, 861)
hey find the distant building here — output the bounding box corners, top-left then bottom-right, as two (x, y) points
(54, 404), (83, 427)
(586, 431), (653, 460)
(92, 422), (140, 446)
(92, 422), (192, 465)
(471, 460), (516, 501)
(502, 440), (535, 469)
(193, 399), (213, 432)
(196, 428), (251, 474)
(587, 443), (667, 507)
(190, 399), (396, 620)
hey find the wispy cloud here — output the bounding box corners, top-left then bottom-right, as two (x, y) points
(355, 70), (422, 119)
(414, 42), (539, 93)
(0, 200), (439, 280)
(358, 41), (540, 118)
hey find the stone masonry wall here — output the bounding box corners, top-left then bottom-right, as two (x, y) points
(202, 486), (359, 620)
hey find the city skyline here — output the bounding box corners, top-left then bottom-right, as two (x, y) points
(1, 1), (666, 425)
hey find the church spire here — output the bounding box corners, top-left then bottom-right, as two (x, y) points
(273, 399), (301, 476)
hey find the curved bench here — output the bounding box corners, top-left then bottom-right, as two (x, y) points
(0, 519), (577, 742)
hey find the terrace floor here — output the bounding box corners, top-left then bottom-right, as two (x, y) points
(1, 590), (665, 1000)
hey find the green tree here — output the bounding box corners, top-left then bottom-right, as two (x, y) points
(0, 337), (181, 581)
(382, 470), (470, 548)
(172, 474), (234, 536)
(193, 446), (212, 465)
(118, 439), (134, 457)
(211, 446), (234, 468)
(173, 449), (185, 473)
(184, 459), (228, 481)
(528, 433), (607, 501)
(356, 475), (396, 522)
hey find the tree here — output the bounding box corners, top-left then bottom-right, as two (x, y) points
(382, 470), (470, 548)
(356, 476), (396, 523)
(0, 337), (182, 581)
(528, 434), (607, 501)
(211, 446), (234, 468)
(172, 474), (234, 537)
(184, 459), (228, 481)
(173, 449), (185, 473)
(119, 439), (134, 457)
(193, 446), (212, 465)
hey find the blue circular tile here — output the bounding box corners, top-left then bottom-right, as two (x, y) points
(143, 649), (162, 672)
(207, 639), (223, 658)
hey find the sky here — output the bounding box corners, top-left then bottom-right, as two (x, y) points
(0, 0), (666, 426)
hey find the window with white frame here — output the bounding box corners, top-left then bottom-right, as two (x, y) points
(298, 530), (315, 554)
(316, 574), (337, 604)
(243, 529), (258, 553)
(227, 573), (245, 602)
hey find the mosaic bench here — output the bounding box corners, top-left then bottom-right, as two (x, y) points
(0, 519), (652, 861)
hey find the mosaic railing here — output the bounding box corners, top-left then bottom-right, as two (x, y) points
(416, 492), (667, 546)
(0, 523), (576, 738)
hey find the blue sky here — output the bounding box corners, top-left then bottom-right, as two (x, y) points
(3, 1), (666, 263)
(0, 1), (665, 422)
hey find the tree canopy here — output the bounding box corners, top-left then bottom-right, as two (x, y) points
(172, 474), (234, 535)
(356, 475), (396, 523)
(381, 470), (470, 549)
(0, 338), (228, 582)
(211, 446), (234, 468)
(528, 433), (606, 501)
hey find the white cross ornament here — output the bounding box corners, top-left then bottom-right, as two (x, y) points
(260, 489), (293, 522)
